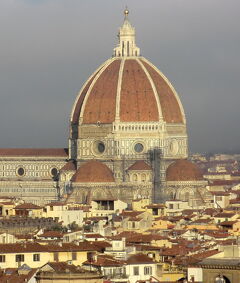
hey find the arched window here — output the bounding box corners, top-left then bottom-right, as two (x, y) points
(184, 192), (190, 202)
(133, 174), (138, 182)
(141, 174), (146, 182)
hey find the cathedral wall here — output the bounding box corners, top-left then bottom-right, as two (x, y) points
(166, 180), (209, 207)
(0, 157), (68, 205)
(69, 183), (152, 205)
(0, 159), (66, 180)
(0, 181), (58, 205)
(74, 122), (187, 161)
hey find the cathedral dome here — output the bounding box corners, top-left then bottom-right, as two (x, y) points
(70, 10), (185, 128)
(71, 57), (185, 125)
(166, 159), (203, 181)
(68, 9), (188, 164)
(71, 160), (114, 183)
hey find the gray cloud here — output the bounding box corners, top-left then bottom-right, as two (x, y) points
(0, 0), (240, 153)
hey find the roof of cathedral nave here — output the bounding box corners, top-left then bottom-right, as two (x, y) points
(0, 148), (68, 157)
(166, 159), (204, 181)
(71, 9), (185, 126)
(71, 160), (114, 183)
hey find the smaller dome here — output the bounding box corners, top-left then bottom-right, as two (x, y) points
(166, 159), (203, 181)
(71, 160), (114, 183)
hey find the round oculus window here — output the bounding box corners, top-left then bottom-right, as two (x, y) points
(93, 141), (105, 155)
(17, 167), (25, 176)
(97, 142), (105, 153)
(51, 168), (58, 177)
(134, 143), (144, 153)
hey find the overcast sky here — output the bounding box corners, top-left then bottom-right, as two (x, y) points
(0, 0), (239, 154)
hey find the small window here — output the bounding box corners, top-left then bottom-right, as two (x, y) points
(17, 167), (25, 177)
(152, 208), (158, 216)
(72, 252), (77, 260)
(134, 143), (144, 153)
(141, 173), (146, 182)
(97, 142), (105, 153)
(133, 266), (139, 275)
(33, 254), (40, 261)
(16, 254), (24, 262)
(133, 174), (138, 182)
(53, 252), (59, 262)
(144, 266), (152, 275)
(51, 168), (58, 177)
(0, 255), (5, 262)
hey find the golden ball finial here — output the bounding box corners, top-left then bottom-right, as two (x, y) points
(124, 7), (129, 17)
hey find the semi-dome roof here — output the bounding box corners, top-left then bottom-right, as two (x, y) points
(71, 9), (185, 127)
(166, 159), (203, 181)
(71, 160), (114, 183)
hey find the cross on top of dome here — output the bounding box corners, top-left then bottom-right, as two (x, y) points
(113, 8), (140, 57)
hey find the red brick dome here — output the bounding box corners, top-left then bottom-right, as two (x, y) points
(166, 159), (203, 181)
(71, 160), (114, 183)
(71, 57), (185, 125)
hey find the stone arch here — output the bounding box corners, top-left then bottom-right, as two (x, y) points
(165, 188), (176, 200)
(92, 187), (114, 200)
(82, 193), (87, 203)
(133, 174), (138, 182)
(136, 188), (150, 199)
(178, 187), (195, 201)
(183, 191), (190, 202)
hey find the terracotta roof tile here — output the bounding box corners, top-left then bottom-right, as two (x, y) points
(45, 262), (89, 273)
(15, 203), (42, 210)
(127, 234), (167, 244)
(84, 255), (125, 267)
(60, 161), (76, 171)
(38, 231), (63, 238)
(0, 268), (37, 283)
(214, 212), (235, 218)
(72, 71), (102, 124)
(120, 60), (159, 122)
(141, 59), (183, 123)
(83, 60), (121, 123)
(166, 159), (203, 181)
(0, 148), (68, 157)
(71, 160), (114, 183)
(46, 201), (66, 207)
(71, 57), (185, 125)
(128, 160), (151, 171)
(127, 253), (154, 264)
(219, 220), (237, 226)
(84, 233), (104, 239)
